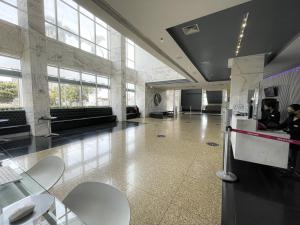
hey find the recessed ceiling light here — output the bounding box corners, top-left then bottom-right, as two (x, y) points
(235, 12), (249, 56)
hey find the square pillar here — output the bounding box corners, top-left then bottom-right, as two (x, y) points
(229, 54), (265, 114)
(110, 28), (126, 121)
(136, 72), (146, 117)
(18, 0), (50, 136)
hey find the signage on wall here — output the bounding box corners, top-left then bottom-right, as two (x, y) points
(154, 93), (162, 106)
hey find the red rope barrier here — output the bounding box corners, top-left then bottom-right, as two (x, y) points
(230, 128), (300, 145)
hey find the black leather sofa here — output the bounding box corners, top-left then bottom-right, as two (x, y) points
(202, 105), (222, 114)
(50, 107), (117, 132)
(149, 111), (174, 119)
(149, 112), (164, 119)
(126, 106), (141, 119)
(0, 110), (30, 136)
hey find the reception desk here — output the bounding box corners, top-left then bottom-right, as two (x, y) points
(231, 116), (289, 168)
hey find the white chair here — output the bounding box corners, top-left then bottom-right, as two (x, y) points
(63, 182), (130, 225)
(26, 156), (65, 191)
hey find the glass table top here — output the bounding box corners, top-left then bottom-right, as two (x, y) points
(0, 158), (85, 225)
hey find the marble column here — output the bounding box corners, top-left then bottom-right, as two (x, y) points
(18, 0), (50, 136)
(110, 28), (126, 121)
(229, 54), (265, 114)
(136, 72), (146, 117)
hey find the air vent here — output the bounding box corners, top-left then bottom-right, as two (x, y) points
(182, 24), (200, 35)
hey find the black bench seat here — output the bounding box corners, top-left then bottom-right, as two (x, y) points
(149, 112), (164, 119)
(0, 110), (30, 136)
(126, 106), (141, 120)
(0, 124), (30, 136)
(50, 107), (117, 132)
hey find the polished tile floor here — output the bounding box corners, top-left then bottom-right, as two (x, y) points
(3, 114), (224, 225)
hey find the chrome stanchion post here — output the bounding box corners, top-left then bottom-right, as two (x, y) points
(216, 126), (238, 182)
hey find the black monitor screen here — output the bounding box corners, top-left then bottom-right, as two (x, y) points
(264, 87), (278, 97)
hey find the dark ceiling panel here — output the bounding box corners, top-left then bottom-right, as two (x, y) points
(167, 0), (300, 82)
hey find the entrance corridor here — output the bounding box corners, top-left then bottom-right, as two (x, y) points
(10, 115), (223, 225)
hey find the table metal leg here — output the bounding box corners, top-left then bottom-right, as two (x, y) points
(44, 120), (59, 137)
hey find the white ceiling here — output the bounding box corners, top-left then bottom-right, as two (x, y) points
(78, 0), (249, 88)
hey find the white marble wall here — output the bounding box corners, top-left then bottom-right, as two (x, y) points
(46, 39), (112, 75)
(229, 54), (264, 113)
(145, 87), (165, 116)
(0, 21), (23, 57)
(134, 71), (146, 117)
(18, 0), (50, 136)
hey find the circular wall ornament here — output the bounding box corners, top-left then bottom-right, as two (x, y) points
(154, 93), (162, 106)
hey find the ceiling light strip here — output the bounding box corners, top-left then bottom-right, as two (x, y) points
(235, 12), (249, 56)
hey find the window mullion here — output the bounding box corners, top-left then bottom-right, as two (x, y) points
(94, 15), (97, 55)
(78, 6), (81, 50)
(54, 0), (58, 40)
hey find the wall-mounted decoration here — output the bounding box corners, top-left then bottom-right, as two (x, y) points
(154, 93), (162, 106)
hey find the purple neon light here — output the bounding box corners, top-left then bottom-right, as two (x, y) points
(264, 65), (300, 80)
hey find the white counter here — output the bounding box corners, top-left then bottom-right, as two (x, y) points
(231, 116), (289, 168)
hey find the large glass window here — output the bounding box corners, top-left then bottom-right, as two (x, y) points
(126, 38), (135, 69)
(202, 89), (208, 110)
(57, 0), (78, 34)
(60, 68), (80, 81)
(97, 87), (109, 106)
(0, 55), (21, 71)
(47, 65), (110, 107)
(82, 85), (96, 106)
(60, 83), (81, 107)
(44, 0), (110, 59)
(126, 82), (136, 106)
(0, 55), (22, 108)
(48, 82), (60, 107)
(0, 0), (18, 25)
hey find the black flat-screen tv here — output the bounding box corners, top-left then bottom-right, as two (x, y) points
(264, 87), (278, 97)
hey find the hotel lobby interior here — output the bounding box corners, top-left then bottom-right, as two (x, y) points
(0, 0), (300, 224)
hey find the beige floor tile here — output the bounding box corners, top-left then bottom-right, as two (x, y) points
(171, 176), (222, 223)
(10, 114), (223, 225)
(159, 203), (213, 225)
(127, 187), (171, 225)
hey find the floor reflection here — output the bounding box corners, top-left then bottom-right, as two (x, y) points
(0, 121), (139, 160)
(126, 127), (136, 154)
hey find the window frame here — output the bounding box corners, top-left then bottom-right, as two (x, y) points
(0, 0), (19, 25)
(125, 38), (135, 69)
(47, 65), (110, 108)
(126, 82), (136, 106)
(44, 0), (110, 60)
(0, 54), (22, 108)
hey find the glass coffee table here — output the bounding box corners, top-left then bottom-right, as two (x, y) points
(0, 158), (85, 225)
